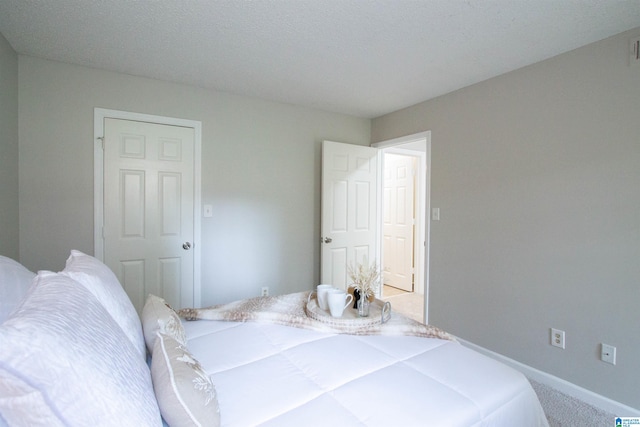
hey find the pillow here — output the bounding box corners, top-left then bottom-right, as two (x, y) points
(61, 250), (145, 358)
(142, 294), (187, 353)
(0, 271), (162, 426)
(0, 368), (64, 426)
(0, 256), (36, 324)
(151, 332), (220, 427)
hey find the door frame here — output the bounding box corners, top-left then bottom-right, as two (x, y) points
(372, 131), (431, 323)
(93, 108), (202, 307)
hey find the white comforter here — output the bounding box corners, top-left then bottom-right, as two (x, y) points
(183, 319), (548, 427)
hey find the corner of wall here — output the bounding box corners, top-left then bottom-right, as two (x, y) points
(0, 31), (20, 260)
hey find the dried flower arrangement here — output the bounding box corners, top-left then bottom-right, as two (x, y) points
(348, 258), (381, 300)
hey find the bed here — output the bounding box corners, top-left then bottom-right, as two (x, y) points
(0, 251), (549, 426)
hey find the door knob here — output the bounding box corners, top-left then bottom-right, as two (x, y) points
(182, 242), (192, 250)
(322, 237), (332, 244)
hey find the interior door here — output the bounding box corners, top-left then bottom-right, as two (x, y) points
(103, 118), (195, 312)
(383, 153), (415, 291)
(321, 141), (378, 290)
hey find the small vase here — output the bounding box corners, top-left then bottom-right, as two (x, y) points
(352, 289), (360, 309)
(357, 295), (370, 317)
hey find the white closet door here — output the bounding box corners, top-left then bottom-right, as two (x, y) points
(103, 118), (195, 312)
(383, 153), (415, 291)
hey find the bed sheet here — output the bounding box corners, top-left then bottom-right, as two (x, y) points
(183, 320), (548, 427)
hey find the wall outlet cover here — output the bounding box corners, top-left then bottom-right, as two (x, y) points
(601, 343), (616, 365)
(551, 328), (565, 349)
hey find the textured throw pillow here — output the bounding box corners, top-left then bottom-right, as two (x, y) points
(0, 271), (162, 426)
(0, 256), (36, 324)
(61, 250), (146, 358)
(151, 332), (220, 427)
(142, 294), (187, 353)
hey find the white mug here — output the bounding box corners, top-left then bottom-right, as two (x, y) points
(317, 284), (335, 311)
(327, 289), (354, 318)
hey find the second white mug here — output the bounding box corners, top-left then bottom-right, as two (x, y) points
(327, 289), (354, 318)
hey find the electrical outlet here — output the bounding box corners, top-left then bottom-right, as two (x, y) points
(551, 328), (565, 349)
(261, 287), (269, 297)
(601, 343), (616, 365)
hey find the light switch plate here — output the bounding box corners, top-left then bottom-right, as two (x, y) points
(630, 36), (640, 66)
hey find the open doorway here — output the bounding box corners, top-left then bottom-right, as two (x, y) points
(373, 132), (430, 323)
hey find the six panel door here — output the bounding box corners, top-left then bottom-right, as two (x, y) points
(103, 118), (195, 312)
(321, 141), (378, 289)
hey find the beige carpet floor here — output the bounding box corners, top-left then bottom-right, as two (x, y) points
(529, 379), (617, 426)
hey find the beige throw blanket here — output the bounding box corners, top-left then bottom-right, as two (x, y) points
(178, 291), (455, 341)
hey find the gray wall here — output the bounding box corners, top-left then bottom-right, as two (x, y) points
(18, 55), (370, 305)
(0, 32), (19, 260)
(372, 28), (640, 408)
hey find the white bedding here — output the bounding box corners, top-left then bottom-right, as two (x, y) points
(183, 320), (549, 427)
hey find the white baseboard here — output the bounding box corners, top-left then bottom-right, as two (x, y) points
(458, 338), (640, 417)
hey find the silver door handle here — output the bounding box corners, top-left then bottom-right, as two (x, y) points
(322, 237), (332, 244)
(182, 242), (192, 250)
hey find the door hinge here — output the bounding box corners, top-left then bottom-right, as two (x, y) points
(97, 136), (105, 149)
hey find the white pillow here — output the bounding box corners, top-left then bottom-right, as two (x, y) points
(142, 294), (187, 353)
(61, 250), (145, 358)
(0, 256), (36, 324)
(0, 271), (162, 426)
(151, 332), (220, 427)
(0, 368), (64, 426)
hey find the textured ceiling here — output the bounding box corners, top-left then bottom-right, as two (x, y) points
(1, 0), (639, 118)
